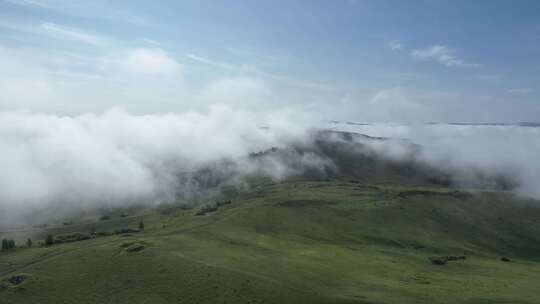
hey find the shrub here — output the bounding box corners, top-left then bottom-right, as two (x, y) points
(114, 228), (140, 235)
(139, 220), (145, 231)
(195, 204), (218, 216)
(125, 244), (145, 252)
(429, 255), (466, 265)
(54, 232), (91, 243)
(179, 204), (193, 210)
(216, 200), (232, 207)
(45, 235), (54, 246)
(95, 231), (113, 237)
(99, 215), (111, 221)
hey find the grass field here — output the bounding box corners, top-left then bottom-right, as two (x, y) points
(2, 180), (540, 303)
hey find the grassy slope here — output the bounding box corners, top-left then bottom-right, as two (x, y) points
(1, 180), (540, 304)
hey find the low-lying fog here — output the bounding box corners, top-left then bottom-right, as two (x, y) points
(330, 121), (540, 198)
(1, 107), (539, 227)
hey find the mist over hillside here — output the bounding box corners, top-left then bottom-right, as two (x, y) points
(1, 108), (538, 227)
(329, 121), (540, 197)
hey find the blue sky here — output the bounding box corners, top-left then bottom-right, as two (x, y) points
(0, 0), (539, 122)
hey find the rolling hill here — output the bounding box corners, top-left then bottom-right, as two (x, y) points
(1, 131), (539, 303)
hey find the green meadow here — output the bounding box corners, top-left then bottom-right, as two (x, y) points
(2, 180), (540, 303)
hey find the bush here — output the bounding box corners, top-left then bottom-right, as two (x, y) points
(139, 220), (145, 231)
(216, 200), (232, 207)
(114, 228), (140, 235)
(45, 235), (54, 246)
(429, 255), (466, 265)
(179, 204), (193, 210)
(125, 244), (145, 252)
(99, 215), (111, 221)
(95, 231), (113, 237)
(54, 232), (91, 244)
(195, 204), (218, 216)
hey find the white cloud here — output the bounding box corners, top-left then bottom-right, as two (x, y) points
(202, 77), (271, 109)
(124, 48), (180, 75)
(0, 45), (288, 115)
(0, 106), (310, 224)
(387, 40), (404, 50)
(411, 45), (480, 68)
(366, 87), (430, 122)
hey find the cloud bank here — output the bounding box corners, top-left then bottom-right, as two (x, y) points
(2, 108), (540, 227)
(0, 106), (314, 224)
(332, 122), (540, 198)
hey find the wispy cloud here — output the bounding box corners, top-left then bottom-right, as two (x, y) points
(226, 47), (279, 64)
(387, 40), (404, 50)
(103, 9), (153, 27)
(474, 74), (502, 81)
(41, 22), (109, 46)
(4, 0), (49, 8)
(184, 53), (222, 67)
(183, 53), (341, 92)
(141, 38), (161, 46)
(507, 88), (532, 94)
(4, 0), (152, 27)
(0, 20), (111, 46)
(410, 45), (480, 68)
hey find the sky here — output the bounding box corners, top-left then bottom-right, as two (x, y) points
(0, 0), (539, 122)
(2, 0), (540, 223)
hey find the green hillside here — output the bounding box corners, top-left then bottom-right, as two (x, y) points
(2, 180), (540, 304)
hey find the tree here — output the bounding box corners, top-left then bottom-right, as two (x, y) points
(139, 220), (145, 231)
(45, 235), (54, 246)
(26, 238), (32, 248)
(1, 239), (15, 250)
